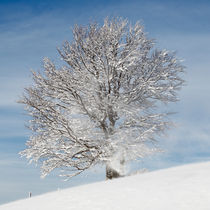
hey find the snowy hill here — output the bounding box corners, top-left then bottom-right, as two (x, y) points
(1, 161), (210, 210)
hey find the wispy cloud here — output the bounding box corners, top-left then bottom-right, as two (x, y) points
(0, 77), (32, 106)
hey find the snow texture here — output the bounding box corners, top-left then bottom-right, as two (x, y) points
(1, 161), (210, 210)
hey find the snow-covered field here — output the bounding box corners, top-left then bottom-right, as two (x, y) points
(1, 161), (210, 210)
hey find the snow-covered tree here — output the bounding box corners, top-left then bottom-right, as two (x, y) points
(19, 17), (185, 179)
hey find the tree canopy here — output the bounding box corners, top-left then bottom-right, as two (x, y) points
(19, 17), (185, 179)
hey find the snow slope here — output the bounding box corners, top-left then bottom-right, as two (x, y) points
(1, 161), (210, 210)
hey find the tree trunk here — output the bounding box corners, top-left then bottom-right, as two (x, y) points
(106, 158), (125, 180)
(106, 165), (121, 180)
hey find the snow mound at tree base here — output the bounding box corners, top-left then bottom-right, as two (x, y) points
(1, 161), (210, 210)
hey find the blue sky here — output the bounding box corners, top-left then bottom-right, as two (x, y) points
(0, 0), (210, 205)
